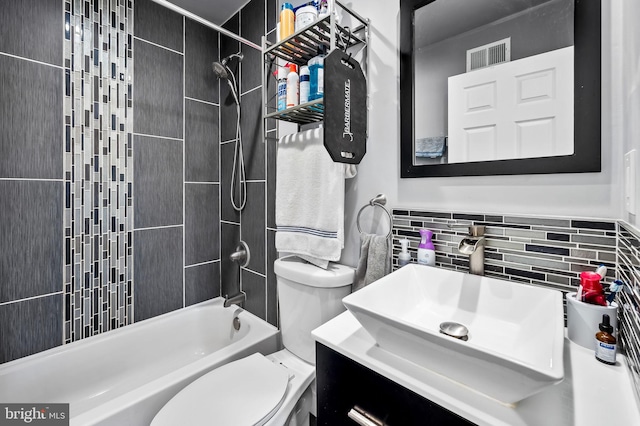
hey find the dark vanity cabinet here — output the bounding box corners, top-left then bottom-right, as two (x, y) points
(316, 343), (476, 426)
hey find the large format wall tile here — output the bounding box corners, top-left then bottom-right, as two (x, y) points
(242, 269), (266, 320)
(134, 135), (183, 228)
(240, 88), (265, 180)
(0, 56), (62, 179)
(221, 222), (241, 298)
(185, 262), (220, 306)
(240, 0), (264, 92)
(185, 19), (219, 104)
(243, 182), (266, 275)
(134, 40), (184, 139)
(134, 0), (184, 53)
(0, 294), (62, 363)
(267, 230), (278, 326)
(134, 227), (184, 322)
(220, 142), (241, 223)
(0, 0), (62, 66)
(185, 183), (220, 266)
(185, 99), (219, 183)
(0, 181), (62, 303)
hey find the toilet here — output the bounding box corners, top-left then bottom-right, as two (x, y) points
(151, 255), (354, 426)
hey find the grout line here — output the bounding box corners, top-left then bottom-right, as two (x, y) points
(185, 96), (219, 107)
(242, 267), (266, 279)
(133, 35), (184, 56)
(221, 219), (240, 226)
(0, 178), (64, 182)
(133, 132), (184, 142)
(240, 85), (261, 97)
(185, 259), (220, 269)
(182, 15), (187, 309)
(221, 138), (239, 145)
(0, 50), (64, 69)
(185, 181), (220, 185)
(1, 291), (63, 306)
(218, 29), (223, 300)
(134, 224), (183, 232)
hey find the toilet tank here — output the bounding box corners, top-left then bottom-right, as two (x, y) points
(274, 256), (354, 365)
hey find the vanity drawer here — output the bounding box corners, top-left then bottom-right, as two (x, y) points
(316, 343), (475, 426)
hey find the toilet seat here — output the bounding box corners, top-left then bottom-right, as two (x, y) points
(151, 353), (290, 426)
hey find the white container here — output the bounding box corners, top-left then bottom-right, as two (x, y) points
(566, 292), (618, 350)
(286, 64), (299, 108)
(295, 5), (318, 31)
(299, 65), (310, 104)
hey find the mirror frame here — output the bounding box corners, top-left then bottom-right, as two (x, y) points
(400, 0), (601, 178)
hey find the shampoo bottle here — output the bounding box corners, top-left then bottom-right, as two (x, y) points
(417, 229), (435, 266)
(286, 63), (299, 108)
(595, 314), (617, 365)
(398, 238), (411, 267)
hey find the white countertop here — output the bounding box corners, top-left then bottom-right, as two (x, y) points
(312, 311), (640, 426)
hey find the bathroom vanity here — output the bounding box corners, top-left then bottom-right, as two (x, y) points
(313, 311), (640, 426)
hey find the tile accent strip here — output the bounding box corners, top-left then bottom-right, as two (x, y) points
(391, 210), (617, 316)
(618, 222), (640, 403)
(63, 0), (134, 342)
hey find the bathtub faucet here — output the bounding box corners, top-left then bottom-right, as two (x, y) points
(224, 292), (246, 308)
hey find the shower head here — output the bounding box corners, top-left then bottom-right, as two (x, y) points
(212, 61), (229, 79)
(212, 52), (243, 80)
(221, 52), (243, 66)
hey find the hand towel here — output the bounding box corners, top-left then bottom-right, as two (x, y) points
(353, 233), (392, 292)
(415, 136), (447, 158)
(276, 128), (357, 266)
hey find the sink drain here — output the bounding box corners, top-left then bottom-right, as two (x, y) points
(439, 321), (469, 341)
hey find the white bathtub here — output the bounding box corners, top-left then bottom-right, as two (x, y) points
(0, 298), (280, 425)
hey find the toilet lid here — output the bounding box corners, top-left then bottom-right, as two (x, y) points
(152, 353), (290, 426)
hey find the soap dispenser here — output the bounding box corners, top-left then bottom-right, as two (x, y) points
(417, 229), (435, 266)
(398, 238), (411, 267)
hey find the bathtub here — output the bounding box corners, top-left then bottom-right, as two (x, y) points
(0, 298), (279, 425)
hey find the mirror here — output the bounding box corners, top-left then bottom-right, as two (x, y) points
(400, 0), (601, 178)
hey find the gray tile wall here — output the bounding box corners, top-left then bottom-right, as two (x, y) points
(0, 0), (64, 363)
(220, 0), (279, 326)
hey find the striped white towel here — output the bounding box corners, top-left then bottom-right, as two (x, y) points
(275, 128), (356, 267)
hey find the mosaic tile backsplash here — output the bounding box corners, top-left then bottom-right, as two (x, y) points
(391, 209), (617, 293)
(617, 223), (640, 403)
(63, 0), (134, 342)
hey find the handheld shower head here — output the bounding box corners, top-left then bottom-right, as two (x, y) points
(221, 52), (244, 66)
(212, 61), (229, 79)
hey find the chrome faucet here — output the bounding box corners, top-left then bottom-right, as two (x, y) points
(224, 241), (250, 308)
(450, 224), (486, 276)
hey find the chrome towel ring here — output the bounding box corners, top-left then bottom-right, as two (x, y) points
(356, 194), (393, 239)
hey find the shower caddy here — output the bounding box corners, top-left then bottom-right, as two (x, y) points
(261, 1), (370, 164)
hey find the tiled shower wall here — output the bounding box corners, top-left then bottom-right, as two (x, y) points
(0, 0), (276, 364)
(219, 0), (279, 327)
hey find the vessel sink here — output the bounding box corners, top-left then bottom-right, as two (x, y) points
(342, 264), (564, 404)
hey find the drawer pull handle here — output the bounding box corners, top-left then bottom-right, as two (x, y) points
(347, 406), (385, 426)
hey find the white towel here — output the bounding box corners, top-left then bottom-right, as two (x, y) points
(275, 128), (356, 266)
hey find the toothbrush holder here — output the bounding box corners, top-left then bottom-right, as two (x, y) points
(566, 292), (618, 350)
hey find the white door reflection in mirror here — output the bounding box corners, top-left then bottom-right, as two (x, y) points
(448, 46), (573, 163)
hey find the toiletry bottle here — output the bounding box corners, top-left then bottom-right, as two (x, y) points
(286, 63), (299, 108)
(417, 229), (435, 266)
(280, 3), (295, 40)
(398, 238), (411, 267)
(308, 48), (325, 101)
(318, 0), (329, 19)
(595, 314), (617, 365)
(299, 65), (310, 104)
(277, 65), (288, 111)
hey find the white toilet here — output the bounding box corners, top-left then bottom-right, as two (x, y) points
(151, 255), (354, 426)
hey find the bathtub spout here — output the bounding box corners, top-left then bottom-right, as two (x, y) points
(224, 292), (246, 308)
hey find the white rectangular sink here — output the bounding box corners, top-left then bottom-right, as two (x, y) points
(342, 264), (565, 404)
